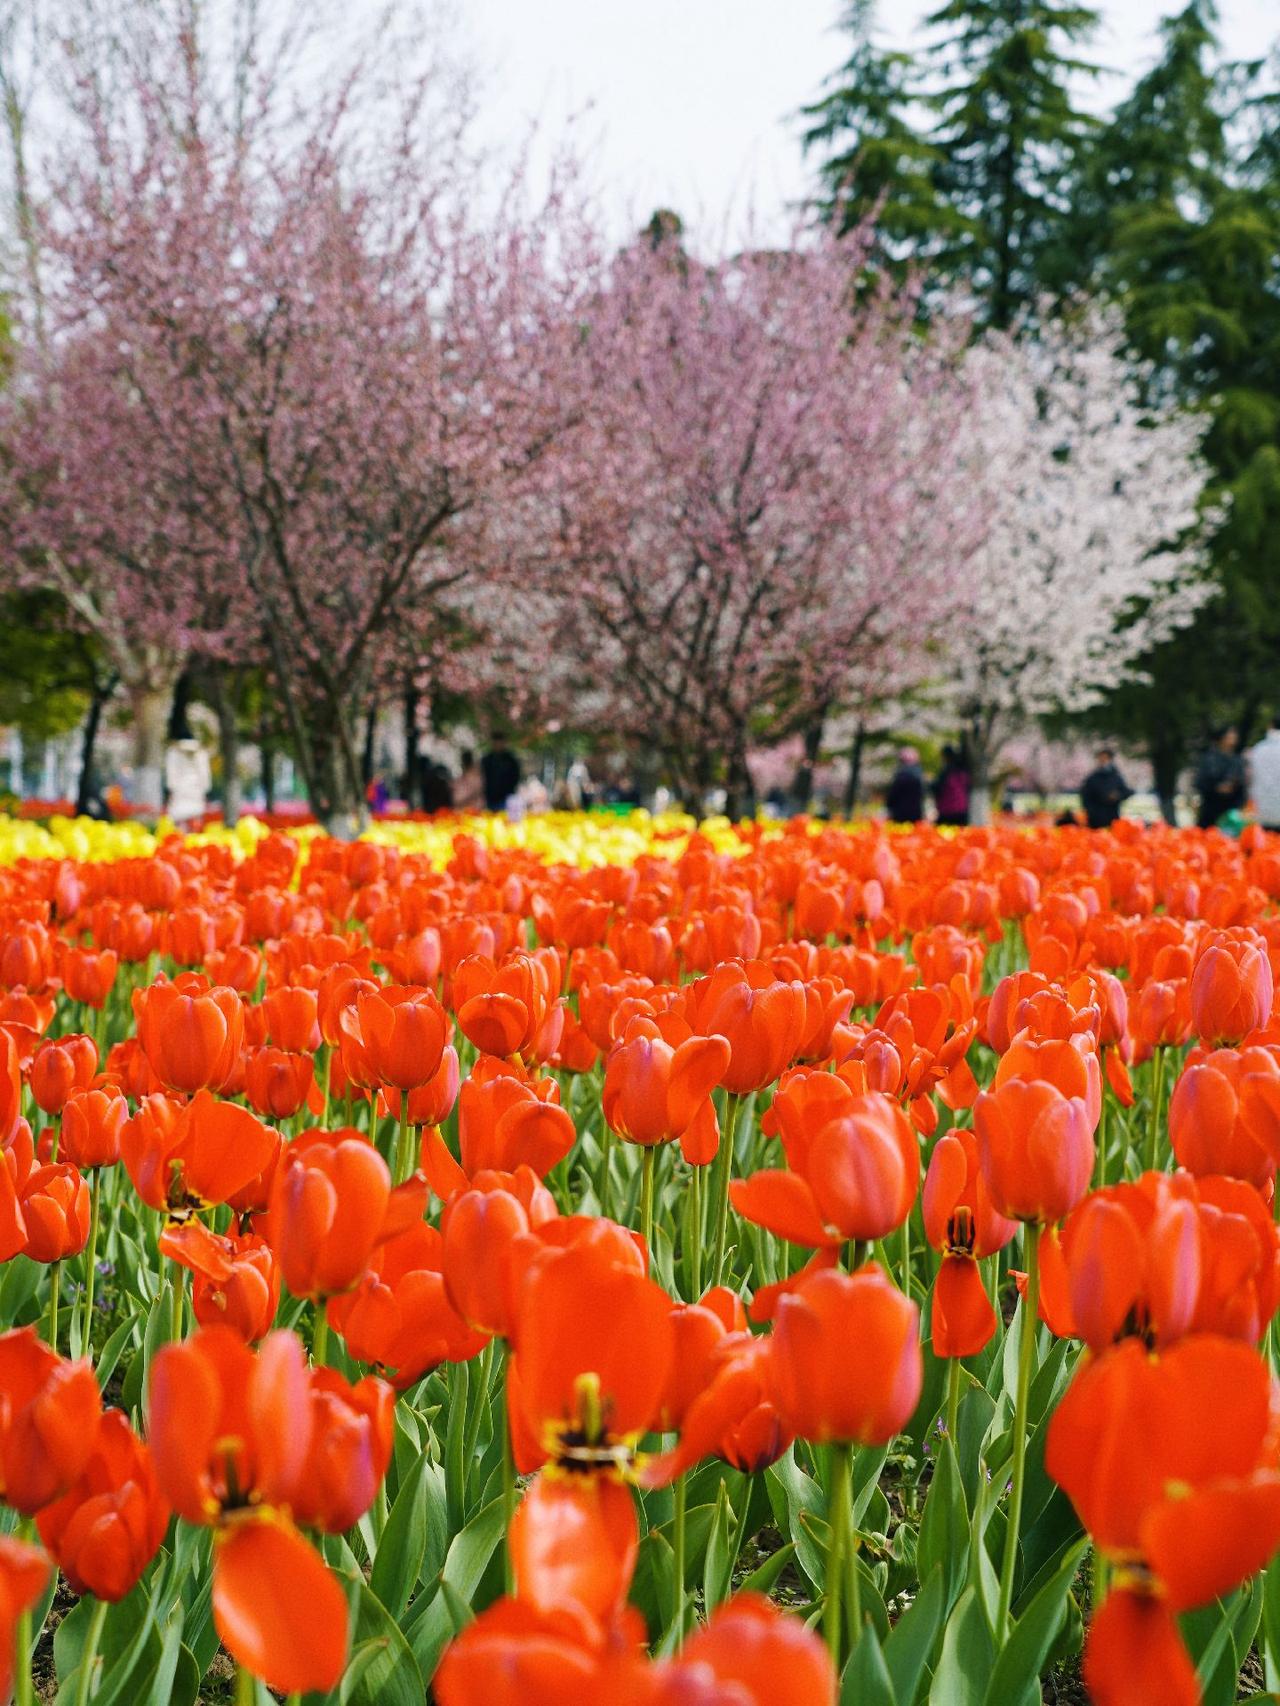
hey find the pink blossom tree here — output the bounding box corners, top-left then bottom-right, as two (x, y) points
(946, 312), (1212, 821)
(0, 3), (590, 822)
(515, 226), (981, 812)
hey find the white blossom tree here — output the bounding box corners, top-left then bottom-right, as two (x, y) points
(950, 312), (1213, 820)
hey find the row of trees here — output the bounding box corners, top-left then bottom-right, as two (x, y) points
(0, 0), (1234, 824)
(805, 0), (1280, 810)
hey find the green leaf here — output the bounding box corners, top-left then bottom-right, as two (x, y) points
(440, 1496), (505, 1606)
(841, 1624), (898, 1706)
(884, 1566), (947, 1706)
(917, 1437), (968, 1612)
(767, 1450), (826, 1591)
(703, 1480), (734, 1612)
(929, 1588), (995, 1706)
(94, 1312), (140, 1394)
(737, 1541), (797, 1598)
(339, 1584), (425, 1706)
(369, 1451), (432, 1621)
(980, 1538), (1087, 1706)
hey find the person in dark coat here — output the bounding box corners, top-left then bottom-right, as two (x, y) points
(1195, 727), (1246, 829)
(885, 748), (926, 824)
(1080, 748), (1133, 830)
(933, 744), (971, 827)
(480, 737), (521, 813)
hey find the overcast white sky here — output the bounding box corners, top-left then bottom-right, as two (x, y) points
(463, 0), (1277, 245)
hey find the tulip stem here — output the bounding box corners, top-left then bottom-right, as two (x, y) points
(825, 1441), (856, 1666)
(394, 1103), (414, 1185)
(946, 1357), (961, 1445)
(672, 1473), (687, 1649)
(600, 1125), (614, 1218)
(74, 1596), (108, 1706)
(80, 1167), (103, 1351)
(170, 1263), (186, 1344)
(46, 1259), (61, 1349)
(500, 1351), (515, 1594)
(235, 1665), (257, 1706)
(688, 1165), (703, 1298)
(712, 1093), (743, 1285)
(1146, 1049), (1165, 1175)
(640, 1147), (656, 1254)
(997, 1221), (1040, 1638)
(312, 1310), (329, 1367)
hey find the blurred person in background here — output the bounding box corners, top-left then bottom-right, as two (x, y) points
(1080, 747), (1133, 830)
(1196, 726), (1246, 829)
(481, 736), (521, 812)
(933, 743), (971, 826)
(164, 736), (211, 827)
(885, 747), (925, 824)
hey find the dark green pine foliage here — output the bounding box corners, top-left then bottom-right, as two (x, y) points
(1078, 3), (1280, 782)
(923, 0), (1102, 326)
(801, 0), (955, 272)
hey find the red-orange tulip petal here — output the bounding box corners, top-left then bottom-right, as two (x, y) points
(1083, 1590), (1198, 1706)
(213, 1515), (348, 1694)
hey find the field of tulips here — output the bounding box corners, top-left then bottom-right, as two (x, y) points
(3, 809), (1280, 1706)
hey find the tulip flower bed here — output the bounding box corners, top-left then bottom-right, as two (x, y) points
(3, 812), (1280, 1706)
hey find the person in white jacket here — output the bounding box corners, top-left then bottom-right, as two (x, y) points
(165, 738), (212, 827)
(1248, 717), (1280, 833)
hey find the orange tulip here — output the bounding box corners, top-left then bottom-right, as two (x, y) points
(379, 1045), (461, 1132)
(731, 1076), (918, 1249)
(28, 1033), (97, 1116)
(453, 951), (564, 1063)
(973, 1078), (1095, 1224)
(922, 1128), (1017, 1358)
(601, 1015), (729, 1162)
(0, 1537), (50, 1706)
(19, 1161), (90, 1262)
(328, 1220), (487, 1386)
(440, 1181), (545, 1337)
(680, 961), (807, 1094)
(672, 1593), (837, 1706)
(508, 1234), (674, 1474)
(133, 975), (245, 1093)
(243, 1046), (316, 1120)
(35, 1410), (168, 1600)
(121, 1089), (280, 1216)
(261, 984), (320, 1052)
(346, 984), (450, 1088)
(0, 1027), (20, 1146)
(1047, 1336), (1280, 1706)
(264, 1133), (426, 1300)
(0, 1328), (101, 1513)
(290, 1366), (394, 1534)
(448, 1060), (576, 1181)
(160, 1221), (280, 1342)
(509, 1472), (637, 1623)
(644, 1330), (790, 1484)
(1189, 928), (1273, 1046)
(770, 1265), (921, 1446)
(149, 1327), (368, 1694)
(58, 1086), (127, 1171)
(1168, 1046), (1280, 1187)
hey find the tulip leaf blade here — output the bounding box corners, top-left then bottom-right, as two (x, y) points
(369, 1450), (432, 1621)
(979, 1536), (1087, 1706)
(884, 1565), (947, 1706)
(339, 1584), (424, 1706)
(929, 1587), (995, 1706)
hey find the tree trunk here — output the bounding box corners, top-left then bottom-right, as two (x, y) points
(209, 668), (242, 827)
(129, 685), (174, 813)
(725, 747), (756, 822)
(167, 672), (193, 741)
(305, 701), (367, 836)
(74, 676), (114, 816)
(792, 706), (828, 810)
(969, 741), (993, 826)
(402, 685), (420, 809)
(842, 722), (867, 819)
(260, 708), (276, 813)
(361, 701), (378, 792)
